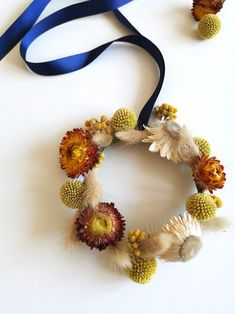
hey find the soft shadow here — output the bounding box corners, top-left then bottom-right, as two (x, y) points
(166, 6), (200, 41)
(102, 143), (194, 230)
(26, 135), (69, 239)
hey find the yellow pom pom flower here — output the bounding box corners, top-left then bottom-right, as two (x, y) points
(126, 255), (157, 284)
(186, 193), (217, 221)
(194, 137), (211, 156)
(111, 108), (137, 131)
(128, 229), (146, 257)
(60, 180), (84, 209)
(211, 195), (223, 208)
(155, 103), (177, 121)
(197, 14), (221, 40)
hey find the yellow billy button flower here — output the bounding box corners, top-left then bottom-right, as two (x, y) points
(111, 108), (137, 131)
(126, 255), (157, 284)
(60, 180), (84, 209)
(186, 193), (217, 221)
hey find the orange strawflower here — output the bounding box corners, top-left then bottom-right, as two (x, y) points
(59, 128), (99, 178)
(193, 155), (226, 193)
(192, 0), (224, 21)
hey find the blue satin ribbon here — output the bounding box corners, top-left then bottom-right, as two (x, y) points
(0, 0), (165, 129)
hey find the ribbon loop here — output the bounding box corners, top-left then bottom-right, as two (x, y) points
(0, 0), (165, 129)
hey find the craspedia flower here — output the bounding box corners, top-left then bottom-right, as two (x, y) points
(128, 229), (146, 257)
(60, 180), (84, 209)
(197, 14), (221, 39)
(193, 155), (226, 193)
(186, 193), (217, 221)
(126, 255), (157, 284)
(111, 108), (137, 132)
(59, 128), (99, 178)
(194, 137), (211, 156)
(75, 202), (125, 251)
(192, 0), (224, 21)
(154, 103), (177, 121)
(211, 195), (223, 208)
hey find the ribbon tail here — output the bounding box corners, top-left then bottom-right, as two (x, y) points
(0, 0), (51, 60)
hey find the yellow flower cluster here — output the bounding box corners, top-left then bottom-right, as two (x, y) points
(128, 229), (145, 257)
(85, 115), (112, 134)
(155, 103), (177, 121)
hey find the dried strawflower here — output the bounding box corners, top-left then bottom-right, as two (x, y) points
(85, 115), (112, 134)
(75, 202), (125, 251)
(192, 0), (224, 21)
(128, 229), (146, 257)
(194, 137), (211, 156)
(160, 213), (202, 262)
(60, 180), (84, 209)
(126, 255), (157, 284)
(143, 121), (199, 163)
(155, 103), (177, 121)
(197, 14), (221, 39)
(193, 155), (226, 193)
(186, 193), (217, 221)
(59, 128), (99, 178)
(111, 108), (137, 132)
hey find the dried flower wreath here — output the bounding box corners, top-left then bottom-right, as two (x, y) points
(0, 0), (229, 286)
(59, 104), (227, 284)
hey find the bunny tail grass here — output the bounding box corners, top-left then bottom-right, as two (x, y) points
(201, 216), (231, 231)
(83, 170), (102, 208)
(115, 130), (149, 144)
(64, 209), (81, 249)
(104, 241), (132, 273)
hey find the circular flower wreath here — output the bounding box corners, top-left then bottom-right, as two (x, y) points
(59, 104), (227, 284)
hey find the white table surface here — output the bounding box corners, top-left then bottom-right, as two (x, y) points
(1, 1), (235, 314)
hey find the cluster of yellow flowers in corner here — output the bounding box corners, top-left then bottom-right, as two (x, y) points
(154, 103), (177, 121)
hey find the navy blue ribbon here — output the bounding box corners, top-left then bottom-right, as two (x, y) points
(0, 0), (165, 129)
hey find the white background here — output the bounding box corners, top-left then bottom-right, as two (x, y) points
(1, 1), (235, 313)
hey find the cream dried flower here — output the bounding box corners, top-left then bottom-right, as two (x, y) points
(160, 213), (202, 262)
(143, 121), (200, 163)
